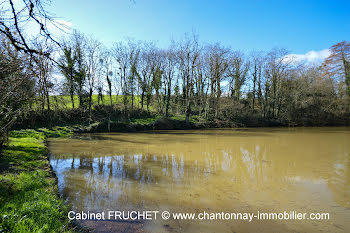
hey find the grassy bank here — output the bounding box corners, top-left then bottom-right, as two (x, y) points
(13, 104), (292, 134)
(82, 116), (249, 133)
(0, 128), (77, 233)
(33, 95), (145, 111)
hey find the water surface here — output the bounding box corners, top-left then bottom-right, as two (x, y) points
(49, 128), (350, 232)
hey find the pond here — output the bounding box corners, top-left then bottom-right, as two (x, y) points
(48, 128), (350, 233)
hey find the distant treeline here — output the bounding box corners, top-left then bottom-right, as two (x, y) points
(1, 30), (350, 145)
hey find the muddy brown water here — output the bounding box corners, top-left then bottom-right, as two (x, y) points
(48, 128), (350, 233)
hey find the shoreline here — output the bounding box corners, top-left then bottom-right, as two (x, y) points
(71, 118), (350, 134)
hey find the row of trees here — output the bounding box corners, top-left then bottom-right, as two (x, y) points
(43, 31), (349, 125)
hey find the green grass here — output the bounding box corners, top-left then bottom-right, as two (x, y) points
(35, 94), (145, 110)
(36, 127), (73, 138)
(129, 117), (159, 125)
(9, 127), (73, 140)
(0, 129), (77, 233)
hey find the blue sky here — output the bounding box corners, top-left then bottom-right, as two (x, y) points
(47, 0), (349, 57)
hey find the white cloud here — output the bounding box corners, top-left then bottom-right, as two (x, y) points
(285, 49), (331, 65)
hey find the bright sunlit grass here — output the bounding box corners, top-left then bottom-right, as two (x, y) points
(0, 130), (76, 233)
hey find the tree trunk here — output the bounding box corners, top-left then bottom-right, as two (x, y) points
(141, 91), (144, 110)
(70, 91), (75, 109)
(46, 90), (50, 111)
(88, 88), (93, 123)
(252, 78), (256, 111)
(131, 92), (134, 110)
(344, 59), (350, 97)
(165, 85), (171, 118)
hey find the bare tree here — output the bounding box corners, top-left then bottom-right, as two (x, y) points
(0, 0), (60, 57)
(36, 49), (53, 110)
(323, 41), (350, 97)
(162, 45), (177, 117)
(152, 50), (164, 115)
(112, 42), (130, 112)
(177, 33), (201, 123)
(228, 51), (249, 101)
(100, 48), (114, 106)
(0, 36), (36, 146)
(128, 40), (140, 110)
(264, 48), (290, 118)
(137, 42), (157, 111)
(205, 43), (230, 117)
(197, 51), (211, 119)
(0, 0), (64, 147)
(73, 31), (87, 108)
(249, 51), (265, 111)
(85, 36), (102, 120)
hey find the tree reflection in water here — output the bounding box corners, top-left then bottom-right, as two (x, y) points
(49, 128), (350, 233)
